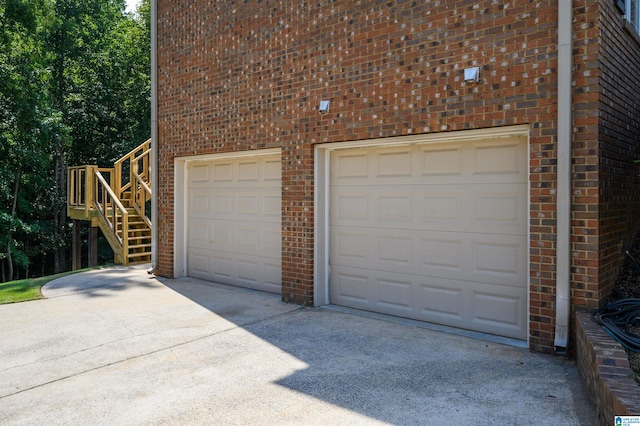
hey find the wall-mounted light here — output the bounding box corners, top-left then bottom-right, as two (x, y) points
(464, 67), (480, 84)
(319, 100), (330, 113)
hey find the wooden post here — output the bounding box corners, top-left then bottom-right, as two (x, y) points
(88, 226), (98, 267)
(72, 220), (82, 270)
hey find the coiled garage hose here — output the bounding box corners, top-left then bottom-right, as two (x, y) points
(591, 298), (640, 352)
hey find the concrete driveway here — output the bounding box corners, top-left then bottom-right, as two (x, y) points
(0, 265), (596, 425)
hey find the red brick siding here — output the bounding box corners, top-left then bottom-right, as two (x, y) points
(572, 1), (601, 316)
(593, 0), (640, 305)
(156, 0), (636, 352)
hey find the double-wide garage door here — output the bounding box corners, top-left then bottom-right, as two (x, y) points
(187, 154), (282, 294)
(329, 137), (528, 339)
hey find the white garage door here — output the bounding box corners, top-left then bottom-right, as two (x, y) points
(329, 137), (528, 339)
(187, 154), (282, 294)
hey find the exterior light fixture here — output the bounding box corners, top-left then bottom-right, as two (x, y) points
(319, 100), (330, 113)
(464, 67), (480, 83)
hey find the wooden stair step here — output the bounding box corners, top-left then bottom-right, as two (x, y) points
(128, 222), (148, 228)
(128, 252), (152, 259)
(127, 226), (150, 232)
(129, 243), (151, 250)
(128, 229), (151, 235)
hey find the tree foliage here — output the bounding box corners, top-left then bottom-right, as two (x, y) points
(0, 0), (150, 281)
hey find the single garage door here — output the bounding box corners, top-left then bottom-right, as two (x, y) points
(187, 154), (282, 294)
(329, 137), (527, 339)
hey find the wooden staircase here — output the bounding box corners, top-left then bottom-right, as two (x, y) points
(67, 140), (152, 266)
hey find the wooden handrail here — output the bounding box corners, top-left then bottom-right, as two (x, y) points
(67, 165), (97, 219)
(94, 170), (128, 258)
(114, 138), (151, 200)
(132, 172), (152, 228)
(67, 139), (151, 266)
(127, 140), (152, 228)
(115, 138), (151, 168)
(133, 147), (152, 162)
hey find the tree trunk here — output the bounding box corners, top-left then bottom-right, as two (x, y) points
(53, 149), (67, 273)
(6, 173), (20, 281)
(5, 242), (12, 283)
(52, 17), (68, 275)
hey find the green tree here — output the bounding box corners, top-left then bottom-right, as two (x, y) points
(0, 0), (52, 281)
(44, 0), (149, 274)
(0, 0), (150, 281)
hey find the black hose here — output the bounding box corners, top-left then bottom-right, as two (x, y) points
(591, 299), (640, 352)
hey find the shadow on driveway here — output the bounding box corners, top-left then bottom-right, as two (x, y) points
(0, 266), (597, 425)
(161, 276), (598, 425)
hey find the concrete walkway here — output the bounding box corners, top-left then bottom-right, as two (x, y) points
(0, 265), (597, 425)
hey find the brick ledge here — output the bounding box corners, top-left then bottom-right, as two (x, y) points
(576, 311), (640, 424)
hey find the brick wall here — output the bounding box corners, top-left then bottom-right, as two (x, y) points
(156, 0), (640, 352)
(592, 0), (640, 304)
(575, 312), (640, 423)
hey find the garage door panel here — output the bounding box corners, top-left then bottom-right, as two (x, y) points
(262, 262), (282, 292)
(188, 220), (210, 246)
(189, 190), (211, 215)
(210, 188), (281, 217)
(377, 277), (413, 312)
(472, 291), (523, 327)
(264, 159), (282, 181)
(264, 228), (282, 252)
(332, 141), (526, 186)
(470, 185), (527, 234)
(212, 162), (232, 182)
(189, 249), (281, 293)
(189, 251), (210, 277)
(419, 279), (526, 339)
(331, 262), (527, 339)
(331, 268), (371, 306)
(417, 283), (463, 320)
(237, 227), (259, 250)
(333, 191), (369, 220)
(334, 184), (524, 233)
(470, 287), (527, 338)
(422, 191), (464, 227)
(212, 254), (233, 279)
(332, 225), (525, 288)
(421, 145), (464, 176)
(237, 160), (259, 181)
(332, 186), (467, 230)
(190, 163), (210, 182)
(377, 193), (412, 222)
(472, 145), (521, 175)
(331, 151), (369, 181)
(212, 193), (233, 214)
(329, 136), (527, 340)
(211, 224), (232, 246)
(331, 228), (370, 261)
(264, 195), (281, 216)
(377, 235), (412, 265)
(375, 148), (414, 178)
(187, 153), (282, 294)
(207, 223), (279, 257)
(236, 258), (259, 283)
(471, 235), (526, 286)
(420, 236), (465, 274)
(237, 195), (259, 215)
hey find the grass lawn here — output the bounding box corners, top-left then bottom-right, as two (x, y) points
(0, 268), (97, 304)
